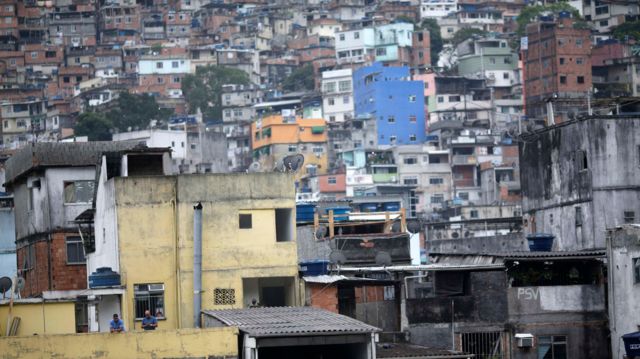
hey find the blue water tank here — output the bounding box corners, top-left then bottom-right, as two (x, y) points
(299, 260), (330, 276)
(527, 233), (555, 252)
(89, 267), (121, 288)
(360, 203), (379, 212)
(623, 332), (640, 358)
(326, 207), (350, 221)
(296, 203), (316, 223)
(382, 202), (401, 212)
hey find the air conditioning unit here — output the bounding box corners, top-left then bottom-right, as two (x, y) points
(515, 334), (534, 348)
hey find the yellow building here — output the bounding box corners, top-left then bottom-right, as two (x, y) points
(251, 115), (329, 179)
(87, 151), (300, 331)
(0, 300), (76, 336)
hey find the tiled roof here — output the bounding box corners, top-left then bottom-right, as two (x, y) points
(202, 307), (381, 338)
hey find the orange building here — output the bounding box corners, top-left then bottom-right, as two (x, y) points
(251, 114), (328, 178)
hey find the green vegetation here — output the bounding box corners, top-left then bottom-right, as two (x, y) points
(73, 112), (113, 141)
(419, 18), (443, 66)
(516, 3), (584, 37)
(451, 28), (489, 46)
(611, 20), (640, 41)
(182, 65), (250, 120)
(282, 64), (315, 92)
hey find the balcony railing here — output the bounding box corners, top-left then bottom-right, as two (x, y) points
(451, 154), (476, 165)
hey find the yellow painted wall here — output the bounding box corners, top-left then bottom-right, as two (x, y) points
(0, 301), (75, 336)
(0, 327), (238, 359)
(114, 173), (300, 330)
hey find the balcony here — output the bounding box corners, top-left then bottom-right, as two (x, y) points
(373, 173), (398, 183)
(451, 154), (476, 166)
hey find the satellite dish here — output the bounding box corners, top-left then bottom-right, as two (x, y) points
(375, 251), (392, 267)
(0, 277), (12, 295)
(329, 250), (347, 265)
(282, 154), (304, 173)
(407, 220), (421, 234)
(15, 277), (25, 292)
(248, 161), (261, 173)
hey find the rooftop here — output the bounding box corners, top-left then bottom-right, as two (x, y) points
(202, 306), (380, 338)
(377, 342), (473, 358)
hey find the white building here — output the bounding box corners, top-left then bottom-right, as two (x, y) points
(420, 0), (457, 19)
(138, 55), (191, 75)
(583, 1), (639, 42)
(335, 28), (375, 65)
(321, 69), (354, 123)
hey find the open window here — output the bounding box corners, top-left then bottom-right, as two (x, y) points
(275, 208), (293, 242)
(134, 283), (165, 319)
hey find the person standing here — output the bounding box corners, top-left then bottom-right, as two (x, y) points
(110, 313), (125, 333)
(141, 310), (158, 330)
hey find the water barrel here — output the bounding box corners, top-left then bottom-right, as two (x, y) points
(299, 260), (330, 276)
(382, 202), (401, 212)
(360, 203), (379, 212)
(623, 332), (640, 359)
(326, 207), (351, 221)
(89, 267), (121, 288)
(296, 203), (316, 223)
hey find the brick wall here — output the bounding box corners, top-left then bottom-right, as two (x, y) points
(16, 232), (87, 297)
(308, 283), (338, 313)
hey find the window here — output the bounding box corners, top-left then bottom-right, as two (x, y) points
(409, 95), (416, 102)
(403, 177), (418, 185)
(312, 146), (324, 153)
(410, 134), (417, 142)
(214, 288), (236, 305)
(409, 115), (417, 123)
(560, 58), (565, 65)
(403, 157), (417, 165)
(431, 194), (444, 204)
(328, 98), (335, 106)
(66, 236), (85, 264)
(172, 61), (179, 68)
(458, 192), (469, 200)
(470, 210), (479, 218)
(328, 177), (337, 184)
(503, 57), (512, 64)
(31, 52), (37, 59)
(577, 150), (588, 170)
(239, 213), (252, 229)
(437, 96), (444, 103)
(388, 116), (396, 123)
(156, 62), (163, 69)
(537, 336), (567, 359)
(577, 76), (585, 84)
(173, 76), (180, 83)
(343, 96), (350, 104)
(339, 34), (345, 41)
(449, 95), (461, 102)
(389, 135), (397, 143)
(503, 72), (509, 79)
(576, 38), (583, 47)
(157, 77), (164, 84)
(63, 181), (95, 204)
(634, 258), (640, 284)
(575, 206), (583, 226)
(288, 145), (297, 152)
(489, 58), (496, 64)
(338, 80), (351, 92)
(275, 208), (293, 242)
(560, 76), (567, 84)
(324, 82), (336, 93)
(576, 58), (584, 65)
(134, 284), (165, 319)
(376, 47), (387, 56)
(354, 31), (359, 39)
(430, 177), (444, 185)
(63, 76), (70, 83)
(329, 116), (336, 122)
(624, 211), (636, 224)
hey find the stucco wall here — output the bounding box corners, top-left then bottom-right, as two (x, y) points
(0, 327), (238, 359)
(0, 301), (76, 336)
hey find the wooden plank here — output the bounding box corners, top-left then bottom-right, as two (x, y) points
(384, 212), (390, 233)
(401, 208), (407, 232)
(329, 210), (334, 239)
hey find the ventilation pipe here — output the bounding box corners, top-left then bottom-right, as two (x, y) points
(193, 202), (203, 328)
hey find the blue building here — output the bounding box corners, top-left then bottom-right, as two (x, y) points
(0, 193), (16, 279)
(353, 62), (426, 146)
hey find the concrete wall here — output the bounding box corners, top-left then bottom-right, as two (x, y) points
(0, 301), (76, 336)
(297, 225), (333, 263)
(508, 285), (605, 315)
(427, 233), (527, 254)
(608, 226), (640, 358)
(520, 117), (640, 250)
(0, 327), (238, 359)
(101, 173), (300, 330)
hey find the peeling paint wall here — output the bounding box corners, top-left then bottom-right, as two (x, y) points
(520, 118), (640, 250)
(0, 327), (238, 359)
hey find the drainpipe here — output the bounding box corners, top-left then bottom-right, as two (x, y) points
(193, 202), (203, 328)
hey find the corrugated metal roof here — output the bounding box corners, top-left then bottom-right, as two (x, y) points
(202, 307), (381, 338)
(499, 250), (606, 260)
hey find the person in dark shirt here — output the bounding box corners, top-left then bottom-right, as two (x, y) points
(141, 310), (158, 330)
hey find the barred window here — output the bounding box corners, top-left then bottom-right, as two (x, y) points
(134, 283), (165, 319)
(66, 236), (85, 264)
(214, 288), (236, 305)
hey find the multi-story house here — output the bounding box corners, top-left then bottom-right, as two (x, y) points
(457, 37), (520, 99)
(592, 41), (640, 101)
(524, 16), (592, 124)
(137, 52), (190, 99)
(251, 114), (328, 180)
(0, 0), (18, 38)
(420, 0), (458, 19)
(98, 4), (141, 46)
(428, 76), (491, 133)
(48, 2), (97, 47)
(58, 66), (94, 99)
(0, 90), (47, 146)
(520, 115), (640, 250)
(94, 46), (123, 78)
(86, 154), (299, 331)
(0, 190), (15, 279)
(353, 62), (426, 146)
(141, 9), (166, 42)
(335, 27), (375, 66)
(16, 1), (48, 45)
(216, 48), (260, 84)
(166, 10), (191, 40)
(322, 69), (354, 124)
(583, 0), (639, 42)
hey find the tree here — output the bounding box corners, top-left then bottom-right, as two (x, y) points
(419, 18), (443, 66)
(451, 28), (488, 47)
(282, 64), (315, 92)
(611, 20), (640, 41)
(516, 3), (583, 38)
(106, 92), (173, 131)
(182, 65), (250, 120)
(74, 112), (113, 141)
